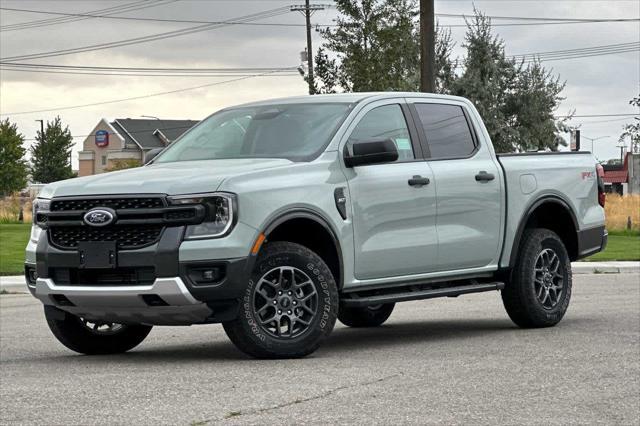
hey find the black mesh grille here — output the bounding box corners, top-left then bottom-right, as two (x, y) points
(50, 225), (164, 250)
(51, 267), (156, 286)
(51, 197), (164, 211)
(48, 196), (168, 250)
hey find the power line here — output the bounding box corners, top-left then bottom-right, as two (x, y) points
(0, 7), (291, 62)
(562, 114), (638, 118)
(437, 12), (639, 23)
(0, 62), (300, 77)
(2, 6), (638, 30)
(0, 68), (298, 116)
(0, 5), (312, 29)
(0, 1), (179, 32)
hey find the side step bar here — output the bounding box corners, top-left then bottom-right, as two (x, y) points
(341, 282), (505, 308)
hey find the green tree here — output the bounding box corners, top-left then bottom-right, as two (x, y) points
(30, 116), (75, 183)
(620, 94), (640, 154)
(451, 9), (568, 153)
(313, 0), (457, 94)
(0, 119), (29, 196)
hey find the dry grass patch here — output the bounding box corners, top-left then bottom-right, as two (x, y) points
(605, 194), (640, 231)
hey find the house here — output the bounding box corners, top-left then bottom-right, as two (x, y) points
(78, 118), (199, 176)
(602, 152), (640, 195)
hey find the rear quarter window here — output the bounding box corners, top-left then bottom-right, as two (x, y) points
(414, 104), (476, 159)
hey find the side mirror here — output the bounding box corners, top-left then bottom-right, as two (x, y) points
(144, 148), (164, 164)
(344, 139), (399, 167)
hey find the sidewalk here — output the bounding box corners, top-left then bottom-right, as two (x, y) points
(2, 261), (638, 293)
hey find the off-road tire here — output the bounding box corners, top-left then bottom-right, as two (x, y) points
(338, 303), (395, 327)
(502, 228), (572, 328)
(223, 242), (339, 359)
(44, 306), (152, 355)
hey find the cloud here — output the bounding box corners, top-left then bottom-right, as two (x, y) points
(1, 0), (638, 163)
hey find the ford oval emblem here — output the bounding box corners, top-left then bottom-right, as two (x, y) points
(83, 208), (115, 227)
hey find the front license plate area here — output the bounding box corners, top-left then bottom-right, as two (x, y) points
(78, 241), (117, 269)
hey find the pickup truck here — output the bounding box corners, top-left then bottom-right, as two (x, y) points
(25, 92), (607, 358)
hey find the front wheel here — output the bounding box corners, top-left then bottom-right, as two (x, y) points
(223, 242), (339, 359)
(502, 228), (572, 328)
(44, 306), (152, 354)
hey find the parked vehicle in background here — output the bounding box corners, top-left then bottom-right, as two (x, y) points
(25, 93), (607, 358)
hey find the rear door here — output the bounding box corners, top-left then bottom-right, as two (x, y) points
(408, 100), (502, 270)
(342, 99), (439, 280)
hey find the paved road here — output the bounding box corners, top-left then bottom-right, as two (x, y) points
(1, 274), (638, 425)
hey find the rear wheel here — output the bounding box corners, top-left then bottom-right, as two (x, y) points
(44, 306), (152, 354)
(502, 228), (572, 328)
(338, 303), (395, 327)
(223, 242), (339, 358)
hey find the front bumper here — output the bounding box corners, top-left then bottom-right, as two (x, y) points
(26, 223), (258, 325)
(34, 277), (214, 325)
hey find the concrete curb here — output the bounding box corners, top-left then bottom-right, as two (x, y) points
(572, 261), (640, 275)
(2, 261), (638, 293)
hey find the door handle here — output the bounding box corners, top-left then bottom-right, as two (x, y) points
(475, 171), (495, 182)
(408, 175), (430, 187)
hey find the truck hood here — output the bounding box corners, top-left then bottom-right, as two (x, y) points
(40, 158), (294, 198)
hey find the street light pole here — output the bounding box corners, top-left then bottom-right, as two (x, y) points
(581, 135), (609, 154)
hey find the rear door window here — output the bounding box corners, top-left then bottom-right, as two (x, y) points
(413, 103), (476, 159)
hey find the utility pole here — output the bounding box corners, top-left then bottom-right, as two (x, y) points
(291, 2), (325, 95)
(35, 119), (44, 139)
(35, 119), (45, 181)
(420, 0), (435, 93)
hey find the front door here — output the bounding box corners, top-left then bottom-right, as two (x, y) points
(343, 100), (439, 280)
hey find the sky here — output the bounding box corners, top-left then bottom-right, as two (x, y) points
(0, 0), (638, 167)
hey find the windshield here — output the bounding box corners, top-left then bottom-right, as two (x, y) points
(154, 103), (352, 163)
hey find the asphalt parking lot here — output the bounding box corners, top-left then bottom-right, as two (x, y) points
(1, 273), (638, 425)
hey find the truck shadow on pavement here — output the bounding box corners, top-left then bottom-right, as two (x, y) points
(38, 316), (584, 363)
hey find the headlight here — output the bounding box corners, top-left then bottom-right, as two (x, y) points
(168, 193), (236, 239)
(32, 198), (51, 228)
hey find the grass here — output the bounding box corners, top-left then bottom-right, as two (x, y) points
(604, 194), (639, 231)
(585, 231), (640, 262)
(0, 224), (31, 276)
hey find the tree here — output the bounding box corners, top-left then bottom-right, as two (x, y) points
(30, 116), (75, 183)
(620, 94), (640, 154)
(104, 158), (141, 172)
(451, 9), (568, 153)
(0, 119), (29, 196)
(312, 1), (457, 94)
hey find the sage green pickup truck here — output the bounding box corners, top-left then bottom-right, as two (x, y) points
(26, 92), (607, 358)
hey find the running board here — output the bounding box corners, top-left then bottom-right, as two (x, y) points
(341, 282), (505, 307)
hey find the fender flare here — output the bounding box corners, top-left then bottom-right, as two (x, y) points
(508, 195), (579, 268)
(257, 208), (345, 289)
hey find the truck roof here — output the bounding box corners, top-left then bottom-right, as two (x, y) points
(232, 92), (472, 108)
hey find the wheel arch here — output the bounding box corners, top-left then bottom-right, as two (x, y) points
(509, 195), (579, 268)
(257, 209), (344, 290)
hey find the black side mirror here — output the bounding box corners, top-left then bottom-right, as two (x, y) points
(344, 139), (399, 167)
(144, 148), (164, 164)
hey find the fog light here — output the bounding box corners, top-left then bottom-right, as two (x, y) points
(186, 265), (226, 286)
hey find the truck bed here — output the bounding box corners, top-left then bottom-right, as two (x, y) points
(497, 151), (603, 268)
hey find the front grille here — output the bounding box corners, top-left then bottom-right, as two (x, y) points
(50, 225), (164, 250)
(51, 197), (164, 212)
(51, 267), (156, 286)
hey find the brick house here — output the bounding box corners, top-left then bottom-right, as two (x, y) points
(78, 118), (198, 176)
